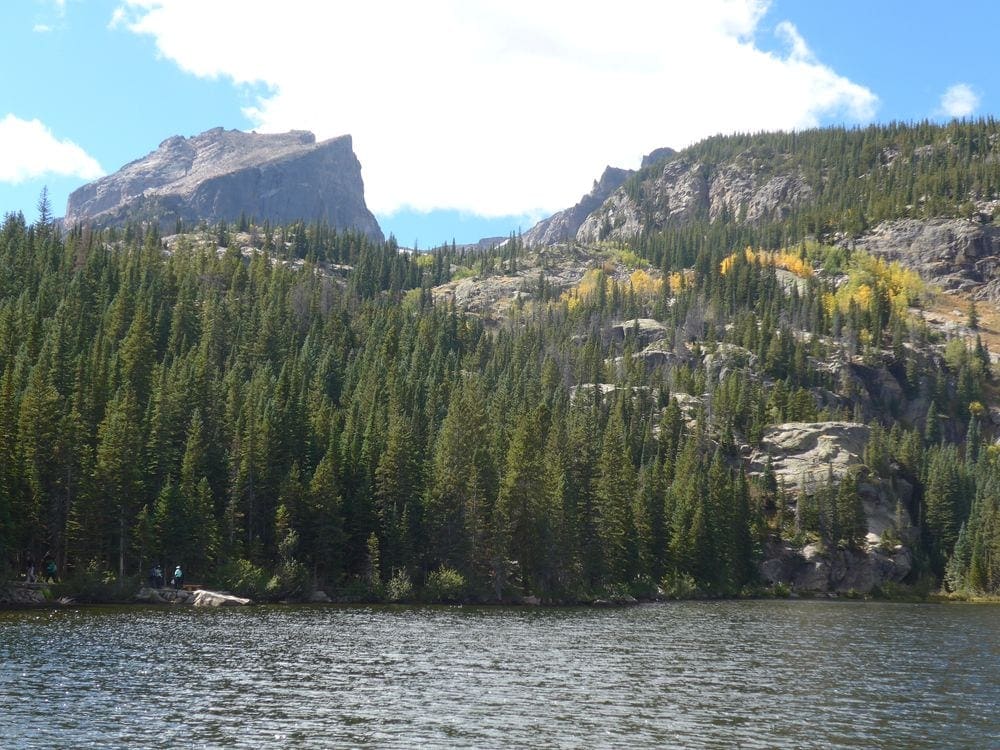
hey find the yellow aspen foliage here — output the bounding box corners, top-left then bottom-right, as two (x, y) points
(719, 246), (813, 278)
(669, 270), (693, 292)
(628, 269), (663, 296)
(560, 268), (607, 311)
(829, 252), (924, 316)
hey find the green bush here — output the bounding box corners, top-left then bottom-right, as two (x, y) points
(54, 562), (133, 603)
(660, 571), (700, 599)
(266, 559), (309, 600)
(423, 566), (466, 603)
(385, 569), (414, 602)
(217, 558), (269, 598)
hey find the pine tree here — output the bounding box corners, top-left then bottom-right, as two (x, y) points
(595, 404), (636, 584)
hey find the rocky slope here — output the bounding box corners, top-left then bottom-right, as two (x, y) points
(523, 147), (677, 247)
(64, 128), (384, 242)
(575, 150), (812, 243)
(847, 216), (1000, 295)
(523, 166), (634, 246)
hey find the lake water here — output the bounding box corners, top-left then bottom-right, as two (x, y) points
(0, 600), (997, 748)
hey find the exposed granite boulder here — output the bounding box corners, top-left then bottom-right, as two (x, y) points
(702, 343), (757, 382)
(760, 539), (912, 593)
(65, 128), (383, 242)
(524, 166), (634, 246)
(609, 318), (669, 346)
(136, 586), (192, 604)
(749, 422), (870, 494)
(191, 589), (251, 607)
(135, 586), (251, 606)
(0, 583), (46, 605)
(612, 341), (682, 372)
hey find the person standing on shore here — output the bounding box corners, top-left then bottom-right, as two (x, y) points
(173, 564), (183, 589)
(25, 554), (36, 583)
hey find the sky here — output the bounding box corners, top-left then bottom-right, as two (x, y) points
(2, 1), (998, 246)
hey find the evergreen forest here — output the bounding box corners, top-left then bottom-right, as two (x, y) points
(2, 120), (1000, 602)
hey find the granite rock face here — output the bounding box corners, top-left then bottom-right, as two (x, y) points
(576, 153), (812, 243)
(522, 146), (675, 247)
(749, 421), (870, 494)
(849, 217), (1000, 293)
(64, 128), (383, 242)
(523, 166), (634, 246)
(759, 540), (913, 593)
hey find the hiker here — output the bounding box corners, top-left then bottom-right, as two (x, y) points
(25, 554), (36, 583)
(43, 557), (56, 583)
(149, 565), (159, 588)
(172, 564), (183, 589)
(154, 564), (164, 588)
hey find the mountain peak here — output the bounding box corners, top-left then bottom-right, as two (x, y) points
(65, 128), (383, 241)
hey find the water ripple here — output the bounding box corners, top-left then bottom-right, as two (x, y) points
(0, 601), (998, 748)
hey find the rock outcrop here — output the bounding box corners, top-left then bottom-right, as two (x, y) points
(759, 540), (913, 593)
(609, 318), (669, 346)
(524, 166), (633, 246)
(65, 128), (383, 242)
(850, 217), (1000, 292)
(523, 146), (675, 247)
(576, 152), (813, 243)
(749, 421), (870, 493)
(749, 421), (920, 593)
(135, 586), (251, 606)
(0, 583), (47, 605)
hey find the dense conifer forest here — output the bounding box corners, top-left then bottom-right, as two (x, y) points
(2, 120), (1000, 601)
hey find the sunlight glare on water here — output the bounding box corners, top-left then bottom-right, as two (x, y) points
(0, 600), (997, 748)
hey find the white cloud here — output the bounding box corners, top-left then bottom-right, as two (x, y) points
(115, 0), (877, 217)
(33, 24), (53, 33)
(940, 83), (979, 118)
(0, 115), (104, 184)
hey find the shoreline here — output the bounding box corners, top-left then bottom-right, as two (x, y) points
(4, 581), (999, 612)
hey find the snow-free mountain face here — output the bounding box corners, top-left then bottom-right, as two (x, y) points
(64, 127), (384, 242)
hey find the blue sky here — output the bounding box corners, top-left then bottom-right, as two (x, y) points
(1, 1), (997, 245)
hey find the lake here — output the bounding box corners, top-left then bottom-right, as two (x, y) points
(1, 600), (997, 748)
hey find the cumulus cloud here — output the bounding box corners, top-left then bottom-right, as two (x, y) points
(940, 83), (979, 118)
(115, 0), (877, 217)
(0, 115), (104, 184)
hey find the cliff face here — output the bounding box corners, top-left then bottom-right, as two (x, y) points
(523, 147), (677, 247)
(523, 166), (634, 247)
(576, 154), (812, 243)
(64, 128), (383, 242)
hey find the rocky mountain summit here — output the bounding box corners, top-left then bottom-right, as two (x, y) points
(523, 147), (677, 247)
(523, 166), (634, 247)
(64, 127), (383, 242)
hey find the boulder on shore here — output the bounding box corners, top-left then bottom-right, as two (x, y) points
(760, 539), (912, 593)
(135, 586), (250, 606)
(191, 589), (251, 607)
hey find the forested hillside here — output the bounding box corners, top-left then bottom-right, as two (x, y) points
(3, 120), (1000, 602)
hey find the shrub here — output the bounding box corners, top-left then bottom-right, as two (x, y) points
(267, 559), (309, 600)
(217, 558), (269, 599)
(54, 562), (132, 603)
(385, 569), (414, 602)
(660, 571), (699, 599)
(423, 567), (466, 603)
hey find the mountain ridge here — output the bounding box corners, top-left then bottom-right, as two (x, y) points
(64, 127), (384, 242)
